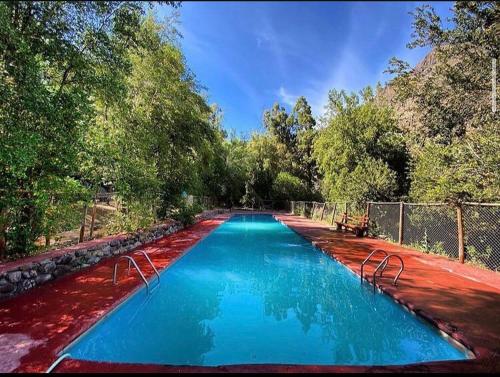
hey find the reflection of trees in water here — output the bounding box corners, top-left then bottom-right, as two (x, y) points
(150, 271), (228, 365)
(73, 216), (459, 365)
(206, 216), (454, 364)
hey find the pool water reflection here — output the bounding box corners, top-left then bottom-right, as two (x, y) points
(66, 214), (468, 366)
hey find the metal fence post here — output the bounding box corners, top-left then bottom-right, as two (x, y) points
(366, 202), (371, 217)
(398, 202), (404, 245)
(457, 204), (465, 263)
(320, 202), (326, 221)
(331, 203), (337, 225)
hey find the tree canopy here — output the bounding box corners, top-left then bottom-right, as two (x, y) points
(0, 1), (497, 259)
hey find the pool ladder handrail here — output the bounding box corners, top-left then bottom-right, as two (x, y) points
(113, 256), (151, 293)
(372, 254), (405, 293)
(360, 248), (389, 283)
(130, 250), (161, 286)
(45, 353), (71, 373)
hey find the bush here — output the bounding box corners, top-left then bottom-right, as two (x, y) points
(171, 203), (203, 227)
(105, 200), (156, 234)
(271, 172), (307, 201)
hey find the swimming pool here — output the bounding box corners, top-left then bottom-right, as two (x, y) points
(65, 214), (469, 366)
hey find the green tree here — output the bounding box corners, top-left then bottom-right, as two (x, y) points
(271, 172), (307, 201)
(97, 16), (213, 220)
(263, 103), (297, 151)
(314, 88), (408, 205)
(0, 1), (177, 256)
(291, 96), (318, 190)
(387, 1), (499, 202)
(243, 133), (291, 204)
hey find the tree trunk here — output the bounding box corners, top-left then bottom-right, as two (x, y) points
(79, 204), (88, 243)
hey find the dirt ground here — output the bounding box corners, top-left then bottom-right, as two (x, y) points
(34, 203), (118, 251)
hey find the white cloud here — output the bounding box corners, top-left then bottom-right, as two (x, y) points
(180, 25), (261, 108)
(301, 47), (370, 118)
(292, 3), (404, 118)
(277, 86), (298, 107)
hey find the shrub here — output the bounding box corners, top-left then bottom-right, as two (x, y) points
(271, 172), (307, 201)
(171, 203), (203, 227)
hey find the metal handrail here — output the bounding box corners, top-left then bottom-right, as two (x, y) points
(46, 353), (71, 373)
(372, 255), (404, 293)
(113, 256), (149, 293)
(133, 250), (160, 286)
(360, 249), (389, 283)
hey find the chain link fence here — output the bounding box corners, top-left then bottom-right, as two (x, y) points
(368, 202), (400, 242)
(463, 203), (500, 271)
(291, 201), (347, 225)
(370, 202), (500, 271)
(290, 200), (500, 272)
(403, 204), (459, 259)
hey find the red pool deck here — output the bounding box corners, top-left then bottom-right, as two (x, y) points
(1, 213), (499, 373)
(0, 216), (228, 373)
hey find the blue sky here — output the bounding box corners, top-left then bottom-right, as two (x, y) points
(157, 1), (454, 137)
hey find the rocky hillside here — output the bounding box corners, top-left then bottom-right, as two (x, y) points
(375, 50), (438, 135)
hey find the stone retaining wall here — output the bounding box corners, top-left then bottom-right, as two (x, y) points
(0, 208), (229, 301)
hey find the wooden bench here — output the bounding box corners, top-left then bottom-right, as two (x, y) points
(335, 213), (369, 237)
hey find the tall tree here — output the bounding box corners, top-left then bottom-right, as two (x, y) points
(314, 88), (408, 204)
(292, 97), (318, 190)
(0, 2), (181, 255)
(387, 1), (499, 202)
(263, 103), (297, 151)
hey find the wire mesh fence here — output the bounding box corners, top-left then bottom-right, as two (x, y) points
(368, 202), (400, 242)
(290, 201), (346, 225)
(322, 202), (338, 225)
(347, 202), (366, 217)
(290, 200), (500, 271)
(403, 204), (459, 259)
(311, 202), (324, 221)
(463, 203), (500, 271)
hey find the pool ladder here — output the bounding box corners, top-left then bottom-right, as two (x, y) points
(360, 249), (404, 293)
(112, 250), (160, 294)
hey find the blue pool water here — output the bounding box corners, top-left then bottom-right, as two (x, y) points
(66, 214), (468, 366)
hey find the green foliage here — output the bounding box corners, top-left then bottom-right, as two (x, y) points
(263, 103), (296, 151)
(241, 96), (322, 205)
(314, 88), (408, 205)
(465, 245), (490, 269)
(105, 200), (157, 234)
(271, 172), (307, 201)
(0, 2), (167, 255)
(388, 1), (499, 202)
(171, 203), (202, 227)
(0, 2), (215, 257)
(291, 97), (318, 190)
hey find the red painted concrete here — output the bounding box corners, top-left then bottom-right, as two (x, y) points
(0, 216), (228, 373)
(1, 213), (499, 373)
(52, 357), (488, 373)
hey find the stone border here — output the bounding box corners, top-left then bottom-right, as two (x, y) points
(0, 209), (228, 301)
